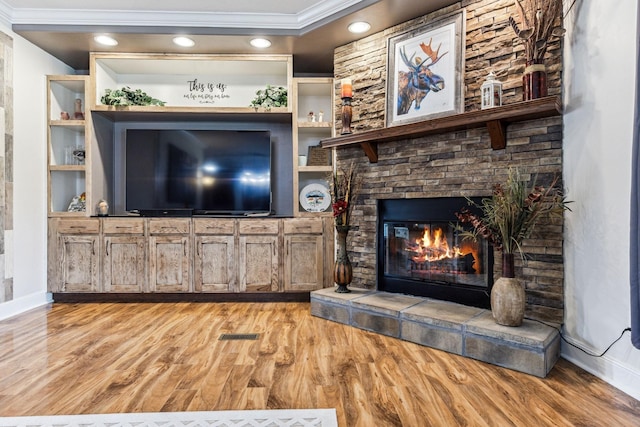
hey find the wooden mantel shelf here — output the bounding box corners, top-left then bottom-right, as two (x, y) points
(320, 96), (562, 163)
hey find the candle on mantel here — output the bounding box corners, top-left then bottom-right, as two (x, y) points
(341, 78), (353, 98)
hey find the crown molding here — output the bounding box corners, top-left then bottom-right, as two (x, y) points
(0, 1), (12, 28)
(4, 0), (367, 30)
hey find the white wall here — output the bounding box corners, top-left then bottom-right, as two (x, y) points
(0, 19), (73, 320)
(563, 0), (640, 400)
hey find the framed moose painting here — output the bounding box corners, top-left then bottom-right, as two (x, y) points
(386, 11), (465, 127)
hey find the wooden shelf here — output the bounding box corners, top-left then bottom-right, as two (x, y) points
(320, 96), (562, 163)
(298, 165), (332, 173)
(49, 120), (85, 127)
(297, 121), (332, 129)
(50, 165), (86, 171)
(92, 105), (291, 123)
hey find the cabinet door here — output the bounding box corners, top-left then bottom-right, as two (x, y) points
(239, 235), (279, 292)
(194, 235), (235, 292)
(284, 234), (324, 291)
(103, 235), (146, 292)
(149, 236), (191, 292)
(59, 235), (100, 292)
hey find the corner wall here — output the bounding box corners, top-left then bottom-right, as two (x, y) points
(563, 0), (640, 400)
(0, 19), (73, 320)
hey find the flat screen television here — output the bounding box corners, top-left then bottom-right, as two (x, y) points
(125, 129), (272, 216)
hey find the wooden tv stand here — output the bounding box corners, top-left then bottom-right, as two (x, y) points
(47, 216), (334, 300)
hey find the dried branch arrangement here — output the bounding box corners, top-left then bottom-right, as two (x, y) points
(455, 168), (571, 257)
(509, 0), (565, 63)
(329, 162), (361, 230)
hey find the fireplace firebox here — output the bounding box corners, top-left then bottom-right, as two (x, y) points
(377, 198), (493, 308)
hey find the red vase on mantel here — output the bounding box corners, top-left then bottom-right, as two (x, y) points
(522, 60), (548, 101)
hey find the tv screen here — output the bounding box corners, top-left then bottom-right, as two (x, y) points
(125, 129), (272, 215)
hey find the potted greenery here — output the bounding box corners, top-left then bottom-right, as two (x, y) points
(455, 168), (570, 326)
(100, 87), (165, 106)
(249, 85), (287, 111)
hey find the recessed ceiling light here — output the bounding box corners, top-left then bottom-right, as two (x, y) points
(250, 38), (272, 48)
(94, 35), (118, 46)
(173, 36), (195, 47)
(348, 21), (371, 34)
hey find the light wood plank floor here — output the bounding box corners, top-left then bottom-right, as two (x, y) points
(0, 302), (638, 426)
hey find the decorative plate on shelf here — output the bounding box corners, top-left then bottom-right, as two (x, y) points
(300, 183), (331, 212)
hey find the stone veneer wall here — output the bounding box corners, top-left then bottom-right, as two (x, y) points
(332, 0), (564, 323)
(0, 32), (12, 303)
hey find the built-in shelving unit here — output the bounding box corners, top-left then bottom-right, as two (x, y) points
(47, 75), (90, 216)
(46, 55), (339, 298)
(320, 96), (562, 163)
(293, 77), (334, 217)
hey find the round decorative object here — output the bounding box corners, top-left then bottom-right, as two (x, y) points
(491, 277), (525, 326)
(96, 199), (109, 216)
(299, 183), (331, 212)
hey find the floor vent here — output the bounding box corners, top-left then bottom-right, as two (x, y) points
(219, 333), (260, 341)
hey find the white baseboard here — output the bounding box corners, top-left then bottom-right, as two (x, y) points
(561, 338), (640, 401)
(0, 292), (51, 321)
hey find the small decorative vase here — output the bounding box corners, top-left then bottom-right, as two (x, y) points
(490, 253), (525, 326)
(74, 98), (85, 120)
(334, 226), (353, 293)
(522, 61), (548, 101)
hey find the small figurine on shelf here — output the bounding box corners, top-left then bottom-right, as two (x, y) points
(308, 111), (315, 122)
(67, 192), (86, 212)
(60, 111), (70, 120)
(74, 98), (84, 120)
(96, 199), (109, 216)
(318, 110), (324, 122)
(72, 147), (85, 164)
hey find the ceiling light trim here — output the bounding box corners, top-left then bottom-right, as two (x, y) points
(172, 36), (195, 47)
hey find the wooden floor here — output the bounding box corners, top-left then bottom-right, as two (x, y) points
(0, 302), (638, 426)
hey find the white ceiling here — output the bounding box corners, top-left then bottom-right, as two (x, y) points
(0, 0), (455, 74)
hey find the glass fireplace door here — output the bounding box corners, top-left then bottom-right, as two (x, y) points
(383, 221), (489, 288)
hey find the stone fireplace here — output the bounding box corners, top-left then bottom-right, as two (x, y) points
(377, 197), (493, 308)
(337, 115), (565, 325)
(332, 0), (565, 325)
(311, 0), (564, 376)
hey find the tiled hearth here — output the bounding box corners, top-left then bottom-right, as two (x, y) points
(310, 287), (560, 377)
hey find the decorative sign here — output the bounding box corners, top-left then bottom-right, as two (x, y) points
(307, 145), (330, 166)
(183, 78), (230, 104)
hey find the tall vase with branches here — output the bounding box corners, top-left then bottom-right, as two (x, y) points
(509, 0), (564, 99)
(456, 168), (571, 326)
(329, 162), (360, 293)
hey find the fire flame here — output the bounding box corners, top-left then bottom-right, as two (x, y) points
(407, 227), (480, 273)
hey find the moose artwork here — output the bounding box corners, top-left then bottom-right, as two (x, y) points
(386, 12), (465, 126)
